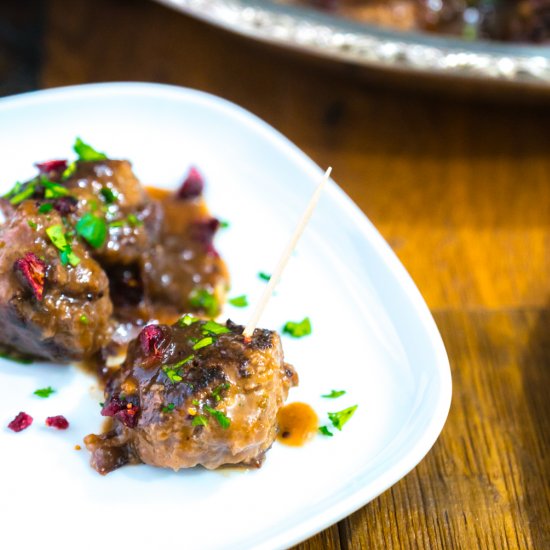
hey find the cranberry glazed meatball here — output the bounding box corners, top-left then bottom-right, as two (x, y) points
(0, 201), (112, 361)
(85, 318), (298, 474)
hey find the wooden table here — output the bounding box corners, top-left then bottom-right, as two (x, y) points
(2, 0), (549, 547)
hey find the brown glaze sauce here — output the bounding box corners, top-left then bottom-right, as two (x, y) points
(277, 402), (318, 446)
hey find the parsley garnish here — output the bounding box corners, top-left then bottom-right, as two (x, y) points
(322, 390), (346, 399)
(162, 355), (194, 383)
(189, 288), (218, 317)
(61, 161), (77, 181)
(319, 426), (333, 437)
(178, 314), (198, 327)
(38, 203), (53, 214)
(204, 405), (231, 429)
(173, 354), (194, 369)
(27, 220), (37, 230)
(201, 320), (230, 336)
(108, 214), (143, 229)
(229, 295), (248, 308)
(258, 272), (271, 282)
(163, 367), (183, 383)
(10, 183), (35, 205)
(219, 220), (230, 229)
(328, 405), (358, 431)
(76, 213), (107, 248)
(282, 317), (312, 338)
(73, 137), (107, 161)
(41, 177), (70, 199)
(46, 224), (80, 266)
(127, 213), (143, 227)
(100, 187), (117, 204)
(192, 415), (208, 427)
(0, 352), (33, 364)
(193, 336), (213, 350)
(34, 386), (55, 398)
(211, 382), (230, 402)
(2, 181), (22, 199)
(162, 403), (175, 413)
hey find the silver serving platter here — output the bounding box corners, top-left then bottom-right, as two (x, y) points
(156, 0), (550, 90)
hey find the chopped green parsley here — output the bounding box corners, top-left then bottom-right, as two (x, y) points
(321, 390), (346, 399)
(282, 317), (312, 338)
(229, 295), (248, 308)
(172, 354), (194, 369)
(258, 272), (271, 282)
(318, 426), (334, 437)
(46, 224), (80, 266)
(2, 181), (22, 199)
(192, 415), (208, 427)
(73, 137), (107, 161)
(189, 288), (218, 317)
(162, 403), (175, 413)
(211, 382), (230, 402)
(27, 220), (37, 230)
(61, 161), (77, 181)
(328, 405), (358, 431)
(219, 220), (230, 229)
(76, 213), (107, 249)
(9, 183), (35, 205)
(34, 386), (55, 398)
(162, 355), (194, 383)
(192, 336), (213, 351)
(201, 320), (230, 336)
(178, 314), (199, 327)
(38, 203), (54, 214)
(100, 187), (117, 204)
(0, 352), (33, 364)
(41, 177), (70, 199)
(163, 366), (183, 383)
(204, 405), (231, 429)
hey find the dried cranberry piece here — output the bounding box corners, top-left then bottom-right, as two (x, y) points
(35, 159), (68, 175)
(190, 218), (220, 256)
(176, 167), (204, 200)
(53, 196), (77, 215)
(8, 412), (33, 432)
(45, 415), (69, 430)
(13, 252), (46, 301)
(101, 395), (139, 428)
(139, 324), (164, 356)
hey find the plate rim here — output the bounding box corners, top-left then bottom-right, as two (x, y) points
(153, 0), (550, 89)
(0, 82), (452, 550)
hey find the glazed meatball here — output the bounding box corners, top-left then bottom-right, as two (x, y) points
(0, 201), (112, 361)
(85, 318), (298, 474)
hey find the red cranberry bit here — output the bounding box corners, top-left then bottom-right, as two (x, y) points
(190, 218), (220, 256)
(8, 412), (33, 432)
(53, 196), (77, 215)
(101, 396), (139, 428)
(139, 324), (164, 356)
(45, 415), (69, 430)
(101, 395), (126, 417)
(176, 167), (204, 200)
(13, 252), (46, 301)
(35, 159), (68, 175)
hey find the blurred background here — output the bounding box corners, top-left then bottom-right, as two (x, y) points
(1, 0), (549, 548)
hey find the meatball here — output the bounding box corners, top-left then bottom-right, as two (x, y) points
(0, 201), (113, 361)
(85, 318), (298, 474)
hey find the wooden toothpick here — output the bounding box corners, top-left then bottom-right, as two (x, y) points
(243, 167), (332, 338)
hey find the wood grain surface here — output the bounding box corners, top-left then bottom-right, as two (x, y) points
(3, 0), (550, 547)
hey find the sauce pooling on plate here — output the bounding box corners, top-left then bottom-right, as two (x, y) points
(277, 402), (318, 446)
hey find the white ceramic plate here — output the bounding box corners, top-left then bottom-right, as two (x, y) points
(0, 83), (451, 550)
